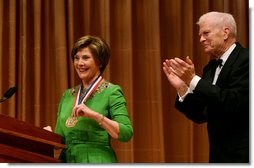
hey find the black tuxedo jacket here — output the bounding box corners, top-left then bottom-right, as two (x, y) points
(175, 42), (249, 163)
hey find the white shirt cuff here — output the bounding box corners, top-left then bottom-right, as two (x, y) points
(178, 87), (192, 102)
(177, 75), (201, 102)
(189, 75), (201, 91)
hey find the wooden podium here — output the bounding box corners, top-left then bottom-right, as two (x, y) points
(0, 114), (66, 163)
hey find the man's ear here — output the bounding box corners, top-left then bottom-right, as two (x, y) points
(223, 27), (230, 40)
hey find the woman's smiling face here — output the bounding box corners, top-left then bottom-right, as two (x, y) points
(73, 47), (100, 85)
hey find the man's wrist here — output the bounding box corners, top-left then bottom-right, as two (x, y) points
(177, 85), (188, 97)
(177, 87), (191, 102)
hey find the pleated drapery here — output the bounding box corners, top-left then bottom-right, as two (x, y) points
(0, 0), (249, 163)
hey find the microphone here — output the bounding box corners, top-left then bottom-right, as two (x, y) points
(0, 86), (17, 103)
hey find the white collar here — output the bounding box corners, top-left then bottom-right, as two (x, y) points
(219, 43), (236, 66)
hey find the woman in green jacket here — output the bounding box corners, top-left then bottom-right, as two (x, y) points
(46, 35), (133, 163)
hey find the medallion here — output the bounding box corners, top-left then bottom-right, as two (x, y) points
(65, 75), (103, 128)
(65, 116), (78, 128)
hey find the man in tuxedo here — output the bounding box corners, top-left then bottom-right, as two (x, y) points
(163, 11), (249, 163)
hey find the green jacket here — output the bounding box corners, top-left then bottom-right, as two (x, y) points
(55, 80), (133, 163)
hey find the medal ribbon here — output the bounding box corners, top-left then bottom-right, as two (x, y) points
(74, 75), (103, 107)
(65, 75), (103, 127)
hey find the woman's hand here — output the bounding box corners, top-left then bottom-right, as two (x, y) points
(72, 103), (120, 139)
(72, 103), (96, 119)
(43, 126), (53, 132)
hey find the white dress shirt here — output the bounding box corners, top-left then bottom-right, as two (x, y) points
(178, 43), (236, 102)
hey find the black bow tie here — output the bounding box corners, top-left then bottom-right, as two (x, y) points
(209, 59), (223, 68)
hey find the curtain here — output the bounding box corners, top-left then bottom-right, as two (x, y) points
(0, 0), (249, 163)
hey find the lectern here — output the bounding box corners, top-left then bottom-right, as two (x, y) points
(0, 114), (65, 163)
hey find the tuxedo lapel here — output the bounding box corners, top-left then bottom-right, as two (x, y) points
(216, 43), (242, 86)
(203, 60), (219, 83)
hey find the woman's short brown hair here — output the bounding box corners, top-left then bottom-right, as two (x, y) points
(71, 35), (110, 74)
